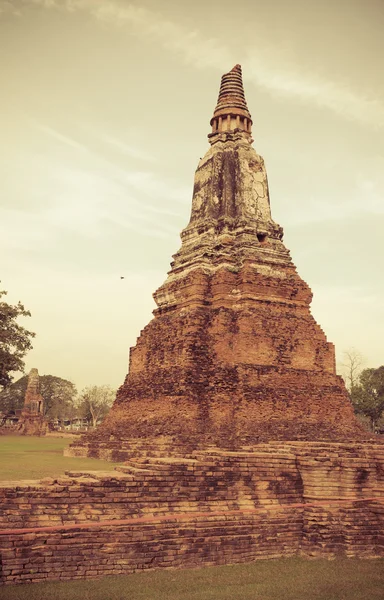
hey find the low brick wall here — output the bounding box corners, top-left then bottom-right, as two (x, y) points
(1, 442), (383, 585)
(0, 509), (302, 584)
(0, 451), (303, 530)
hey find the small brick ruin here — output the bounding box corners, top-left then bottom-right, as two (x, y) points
(17, 369), (47, 436)
(1, 66), (383, 586)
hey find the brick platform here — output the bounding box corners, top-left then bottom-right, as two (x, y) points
(1, 442), (384, 584)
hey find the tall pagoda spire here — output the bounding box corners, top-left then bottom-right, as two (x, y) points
(69, 65), (366, 459)
(210, 64), (253, 138)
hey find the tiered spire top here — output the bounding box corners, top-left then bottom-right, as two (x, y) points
(210, 64), (253, 137)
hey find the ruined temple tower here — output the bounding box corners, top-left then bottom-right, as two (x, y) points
(70, 65), (366, 458)
(18, 368), (47, 436)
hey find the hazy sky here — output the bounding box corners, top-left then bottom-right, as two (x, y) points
(1, 0), (383, 391)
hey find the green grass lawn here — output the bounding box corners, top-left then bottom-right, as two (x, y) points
(1, 558), (383, 600)
(0, 435), (120, 481)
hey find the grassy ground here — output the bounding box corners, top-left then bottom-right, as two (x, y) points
(1, 558), (383, 600)
(0, 435), (120, 481)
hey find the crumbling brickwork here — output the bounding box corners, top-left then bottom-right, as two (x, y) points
(1, 443), (383, 584)
(69, 66), (366, 458)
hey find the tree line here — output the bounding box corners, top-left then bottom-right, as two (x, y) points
(0, 282), (115, 427)
(0, 375), (115, 428)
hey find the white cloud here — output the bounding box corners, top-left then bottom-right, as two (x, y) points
(243, 55), (384, 130)
(101, 135), (155, 163)
(0, 118), (188, 250)
(0, 0), (22, 15)
(30, 119), (190, 209)
(32, 122), (89, 153)
(10, 0), (384, 129)
(0, 168), (180, 250)
(278, 190), (384, 229)
(355, 178), (384, 215)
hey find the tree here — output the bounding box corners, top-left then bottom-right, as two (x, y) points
(39, 375), (77, 420)
(0, 376), (26, 413)
(77, 385), (115, 428)
(350, 366), (384, 432)
(340, 348), (364, 392)
(0, 286), (35, 390)
(0, 374), (77, 420)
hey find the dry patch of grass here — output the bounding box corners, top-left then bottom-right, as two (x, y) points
(0, 435), (120, 481)
(1, 558), (384, 600)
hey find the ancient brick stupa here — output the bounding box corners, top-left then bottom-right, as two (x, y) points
(70, 65), (366, 459)
(5, 69), (381, 586)
(18, 368), (47, 436)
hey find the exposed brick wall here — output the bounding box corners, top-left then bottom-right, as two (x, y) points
(0, 450), (303, 530)
(302, 501), (384, 558)
(0, 510), (302, 584)
(81, 281), (366, 450)
(1, 443), (384, 585)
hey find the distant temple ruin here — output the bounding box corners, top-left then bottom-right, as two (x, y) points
(70, 64), (366, 459)
(17, 368), (47, 436)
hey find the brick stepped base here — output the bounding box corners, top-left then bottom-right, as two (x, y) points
(65, 437), (195, 462)
(1, 442), (384, 585)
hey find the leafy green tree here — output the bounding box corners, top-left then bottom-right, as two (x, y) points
(0, 286), (35, 390)
(39, 375), (77, 420)
(0, 374), (77, 420)
(77, 385), (115, 428)
(0, 376), (25, 413)
(351, 366), (384, 432)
